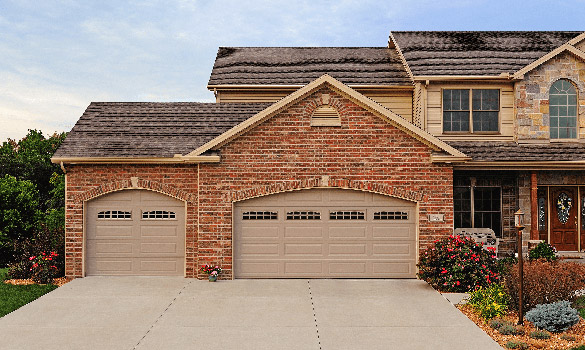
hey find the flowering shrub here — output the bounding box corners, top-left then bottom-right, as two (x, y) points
(29, 251), (59, 284)
(528, 241), (557, 261)
(504, 261), (585, 312)
(417, 235), (500, 292)
(468, 283), (509, 319)
(200, 264), (222, 276)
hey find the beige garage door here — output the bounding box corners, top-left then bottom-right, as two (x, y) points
(234, 188), (417, 278)
(86, 190), (185, 276)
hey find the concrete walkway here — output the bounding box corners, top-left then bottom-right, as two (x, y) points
(0, 277), (502, 350)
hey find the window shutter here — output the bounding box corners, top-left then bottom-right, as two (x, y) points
(311, 105), (341, 126)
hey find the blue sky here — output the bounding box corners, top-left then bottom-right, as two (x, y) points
(0, 0), (583, 141)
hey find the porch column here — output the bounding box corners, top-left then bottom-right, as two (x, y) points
(530, 171), (538, 240)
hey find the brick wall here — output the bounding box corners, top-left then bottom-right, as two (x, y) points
(64, 164), (198, 278)
(198, 87), (454, 279)
(64, 86), (455, 280)
(515, 52), (585, 141)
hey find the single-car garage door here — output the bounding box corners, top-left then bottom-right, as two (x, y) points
(86, 190), (185, 276)
(234, 188), (417, 278)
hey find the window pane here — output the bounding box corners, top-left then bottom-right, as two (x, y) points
(473, 89), (499, 110)
(443, 111), (470, 132)
(473, 111), (498, 132)
(454, 186), (472, 229)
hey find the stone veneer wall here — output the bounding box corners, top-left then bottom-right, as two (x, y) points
(515, 51), (585, 141)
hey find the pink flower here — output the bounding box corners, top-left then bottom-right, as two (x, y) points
(29, 256), (35, 261)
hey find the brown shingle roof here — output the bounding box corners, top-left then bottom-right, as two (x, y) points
(391, 31), (583, 76)
(448, 141), (585, 162)
(53, 102), (269, 158)
(207, 47), (411, 86)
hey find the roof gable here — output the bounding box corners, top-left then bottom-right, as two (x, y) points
(188, 74), (468, 161)
(513, 33), (585, 78)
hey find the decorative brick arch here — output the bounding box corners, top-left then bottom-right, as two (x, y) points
(303, 87), (351, 118)
(229, 176), (427, 203)
(76, 177), (195, 203)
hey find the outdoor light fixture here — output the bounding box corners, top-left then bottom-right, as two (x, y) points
(515, 209), (525, 325)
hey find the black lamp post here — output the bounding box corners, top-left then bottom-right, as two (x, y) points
(515, 209), (525, 325)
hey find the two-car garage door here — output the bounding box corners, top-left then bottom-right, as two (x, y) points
(234, 188), (417, 278)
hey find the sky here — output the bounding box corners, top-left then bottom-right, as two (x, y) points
(0, 0), (584, 142)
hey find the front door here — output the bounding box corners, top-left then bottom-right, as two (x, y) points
(551, 187), (578, 251)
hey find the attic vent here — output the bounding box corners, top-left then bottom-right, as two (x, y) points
(311, 105), (341, 126)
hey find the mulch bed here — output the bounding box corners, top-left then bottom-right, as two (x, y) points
(4, 277), (71, 287)
(458, 304), (585, 349)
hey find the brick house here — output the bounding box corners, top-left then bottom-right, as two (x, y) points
(52, 31), (585, 279)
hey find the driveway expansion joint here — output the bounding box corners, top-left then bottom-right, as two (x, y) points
(132, 280), (192, 350)
(307, 280), (322, 350)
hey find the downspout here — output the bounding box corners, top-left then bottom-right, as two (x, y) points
(60, 161), (66, 174)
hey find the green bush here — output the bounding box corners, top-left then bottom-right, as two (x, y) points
(488, 318), (511, 330)
(499, 324), (524, 335)
(525, 301), (580, 333)
(468, 283), (509, 319)
(528, 241), (557, 261)
(529, 329), (551, 339)
(561, 334), (577, 341)
(505, 340), (528, 349)
(417, 235), (500, 292)
(504, 261), (585, 312)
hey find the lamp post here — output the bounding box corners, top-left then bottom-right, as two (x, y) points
(515, 209), (525, 325)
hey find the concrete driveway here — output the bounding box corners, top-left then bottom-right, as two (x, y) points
(0, 277), (502, 350)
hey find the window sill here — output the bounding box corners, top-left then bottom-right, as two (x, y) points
(549, 138), (584, 143)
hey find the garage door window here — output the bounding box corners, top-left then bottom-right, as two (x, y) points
(330, 211), (365, 220)
(374, 211), (408, 220)
(243, 211), (278, 220)
(287, 211), (321, 220)
(142, 210), (176, 220)
(97, 210), (131, 219)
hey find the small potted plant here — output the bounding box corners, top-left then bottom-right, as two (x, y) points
(200, 264), (222, 282)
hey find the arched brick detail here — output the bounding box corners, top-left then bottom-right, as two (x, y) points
(229, 177), (427, 203)
(76, 177), (195, 203)
(303, 87), (351, 119)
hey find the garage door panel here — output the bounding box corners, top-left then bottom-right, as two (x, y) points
(93, 242), (134, 254)
(328, 262), (367, 274)
(284, 243), (323, 255)
(240, 243), (280, 256)
(140, 243), (179, 254)
(141, 226), (179, 238)
(86, 190), (185, 276)
(240, 262), (280, 275)
(328, 243), (367, 256)
(93, 225), (133, 238)
(328, 227), (366, 238)
(372, 243), (415, 257)
(284, 227), (323, 238)
(284, 262), (323, 274)
(235, 188), (417, 278)
(372, 226), (413, 239)
(329, 190), (366, 202)
(372, 261), (414, 275)
(242, 226), (279, 238)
